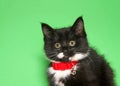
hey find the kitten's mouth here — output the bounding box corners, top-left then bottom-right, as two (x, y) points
(64, 55), (69, 58)
(57, 52), (75, 62)
(49, 52), (89, 62)
(57, 52), (74, 58)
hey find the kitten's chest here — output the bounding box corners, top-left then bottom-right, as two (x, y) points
(48, 66), (78, 86)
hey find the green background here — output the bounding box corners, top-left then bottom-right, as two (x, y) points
(0, 0), (120, 86)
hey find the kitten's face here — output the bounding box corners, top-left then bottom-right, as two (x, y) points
(41, 17), (89, 62)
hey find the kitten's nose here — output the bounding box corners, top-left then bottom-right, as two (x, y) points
(63, 50), (69, 57)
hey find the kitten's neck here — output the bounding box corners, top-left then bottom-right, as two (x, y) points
(52, 61), (78, 71)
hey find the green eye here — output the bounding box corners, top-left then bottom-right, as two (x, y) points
(54, 43), (61, 48)
(69, 41), (76, 46)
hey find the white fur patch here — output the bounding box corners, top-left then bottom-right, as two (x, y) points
(69, 52), (89, 61)
(48, 52), (89, 86)
(57, 52), (64, 59)
(48, 67), (71, 86)
(59, 82), (64, 86)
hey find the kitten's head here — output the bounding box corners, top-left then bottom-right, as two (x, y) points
(41, 16), (89, 62)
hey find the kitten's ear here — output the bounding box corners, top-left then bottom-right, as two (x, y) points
(41, 23), (54, 38)
(72, 16), (86, 37)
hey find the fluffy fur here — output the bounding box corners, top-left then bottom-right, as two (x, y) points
(41, 16), (115, 86)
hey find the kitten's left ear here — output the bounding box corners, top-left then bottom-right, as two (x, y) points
(41, 23), (54, 39)
(72, 16), (86, 37)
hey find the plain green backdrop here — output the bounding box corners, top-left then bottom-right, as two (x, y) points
(0, 0), (120, 86)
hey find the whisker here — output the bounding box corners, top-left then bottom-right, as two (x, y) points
(88, 57), (94, 63)
(49, 55), (57, 58)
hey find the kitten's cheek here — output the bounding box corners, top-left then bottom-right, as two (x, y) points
(69, 53), (89, 61)
(57, 52), (64, 59)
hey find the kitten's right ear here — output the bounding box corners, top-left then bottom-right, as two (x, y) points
(41, 23), (54, 38)
(72, 16), (86, 37)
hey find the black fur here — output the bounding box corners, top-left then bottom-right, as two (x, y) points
(41, 16), (115, 86)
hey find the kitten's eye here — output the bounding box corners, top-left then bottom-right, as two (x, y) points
(54, 43), (61, 48)
(69, 41), (76, 46)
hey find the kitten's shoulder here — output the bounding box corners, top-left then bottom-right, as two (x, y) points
(89, 48), (112, 68)
(88, 48), (109, 66)
(89, 48), (105, 59)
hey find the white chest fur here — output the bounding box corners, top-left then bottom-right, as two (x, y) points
(47, 52), (89, 86)
(48, 67), (72, 86)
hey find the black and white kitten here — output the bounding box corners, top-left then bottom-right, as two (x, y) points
(41, 16), (115, 86)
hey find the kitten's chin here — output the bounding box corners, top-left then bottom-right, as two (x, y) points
(69, 52), (89, 61)
(49, 59), (70, 62)
(47, 57), (70, 62)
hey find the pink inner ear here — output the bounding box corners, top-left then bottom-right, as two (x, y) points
(73, 18), (84, 36)
(75, 28), (83, 35)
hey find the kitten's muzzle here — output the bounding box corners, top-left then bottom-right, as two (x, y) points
(63, 50), (69, 57)
(63, 50), (74, 58)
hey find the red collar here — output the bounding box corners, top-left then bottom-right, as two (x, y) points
(52, 61), (78, 71)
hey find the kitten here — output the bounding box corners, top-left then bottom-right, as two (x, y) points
(41, 16), (115, 86)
